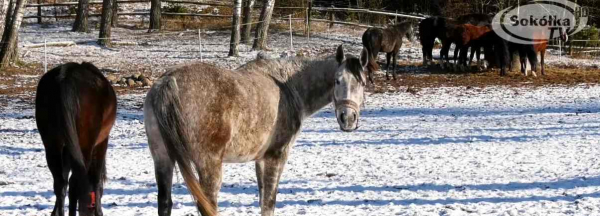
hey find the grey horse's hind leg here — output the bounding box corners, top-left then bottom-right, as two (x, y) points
(195, 157), (223, 215)
(154, 152), (174, 216)
(145, 102), (175, 216)
(256, 150), (290, 216)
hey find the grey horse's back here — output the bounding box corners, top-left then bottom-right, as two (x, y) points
(150, 62), (281, 161)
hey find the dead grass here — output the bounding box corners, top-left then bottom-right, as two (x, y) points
(367, 66), (600, 94)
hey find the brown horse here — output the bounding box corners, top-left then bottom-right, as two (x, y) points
(362, 21), (415, 82)
(35, 62), (117, 216)
(448, 24), (492, 71)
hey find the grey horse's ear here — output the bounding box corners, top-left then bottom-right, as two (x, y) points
(336, 44), (345, 64)
(360, 48), (369, 68)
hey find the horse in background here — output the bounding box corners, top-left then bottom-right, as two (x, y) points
(510, 30), (569, 76)
(448, 24), (492, 71)
(144, 45), (369, 216)
(362, 21), (415, 83)
(36, 62), (117, 216)
(419, 14), (493, 69)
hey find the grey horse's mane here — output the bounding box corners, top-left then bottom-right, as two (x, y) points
(240, 54), (364, 86)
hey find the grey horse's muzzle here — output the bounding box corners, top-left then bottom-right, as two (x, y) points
(334, 99), (360, 132)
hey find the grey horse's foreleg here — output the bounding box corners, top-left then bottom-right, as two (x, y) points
(256, 150), (289, 216)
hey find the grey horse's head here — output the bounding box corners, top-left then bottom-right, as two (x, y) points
(333, 45), (369, 132)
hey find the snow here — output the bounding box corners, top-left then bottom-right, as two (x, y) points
(2, 85), (600, 215)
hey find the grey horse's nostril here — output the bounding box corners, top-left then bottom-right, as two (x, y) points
(340, 112), (346, 124)
(353, 113), (357, 121)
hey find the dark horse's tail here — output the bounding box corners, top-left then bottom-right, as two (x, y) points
(361, 29), (380, 74)
(150, 77), (216, 216)
(46, 64), (89, 178)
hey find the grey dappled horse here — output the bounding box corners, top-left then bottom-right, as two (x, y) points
(362, 21), (415, 82)
(144, 45), (369, 216)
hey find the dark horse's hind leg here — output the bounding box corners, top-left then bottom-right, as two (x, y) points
(89, 138), (109, 216)
(68, 175), (78, 216)
(392, 51), (398, 80)
(46, 147), (71, 216)
(385, 53), (392, 80)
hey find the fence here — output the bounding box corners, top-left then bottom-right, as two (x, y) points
(23, 0), (425, 30)
(568, 40), (600, 58)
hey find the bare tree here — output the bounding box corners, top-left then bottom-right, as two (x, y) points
(98, 0), (114, 46)
(111, 1), (118, 27)
(149, 0), (161, 32)
(252, 0), (275, 50)
(241, 0), (255, 44)
(0, 0), (9, 39)
(72, 0), (89, 32)
(0, 0), (25, 68)
(229, 0), (242, 56)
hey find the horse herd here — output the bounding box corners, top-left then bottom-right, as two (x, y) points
(362, 13), (568, 84)
(32, 13), (565, 216)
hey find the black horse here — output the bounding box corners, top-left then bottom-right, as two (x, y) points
(362, 21), (415, 83)
(36, 62), (117, 216)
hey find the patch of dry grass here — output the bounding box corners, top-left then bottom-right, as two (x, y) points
(367, 66), (600, 94)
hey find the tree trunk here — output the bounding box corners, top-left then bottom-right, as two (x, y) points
(111, 0), (118, 27)
(229, 0), (242, 56)
(0, 0), (9, 39)
(252, 0), (275, 50)
(72, 0), (89, 32)
(241, 0), (254, 44)
(97, 0), (114, 46)
(0, 0), (25, 69)
(149, 0), (161, 32)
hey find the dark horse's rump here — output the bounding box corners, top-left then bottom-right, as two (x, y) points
(36, 62), (116, 216)
(362, 21), (414, 83)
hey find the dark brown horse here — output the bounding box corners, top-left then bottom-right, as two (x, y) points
(35, 62), (117, 216)
(362, 21), (415, 82)
(448, 24), (492, 71)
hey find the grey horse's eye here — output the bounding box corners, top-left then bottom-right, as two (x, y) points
(335, 79), (341, 85)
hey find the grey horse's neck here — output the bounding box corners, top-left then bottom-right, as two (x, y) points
(243, 57), (338, 118)
(391, 22), (411, 36)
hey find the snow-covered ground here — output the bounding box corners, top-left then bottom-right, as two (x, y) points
(1, 85), (600, 215)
